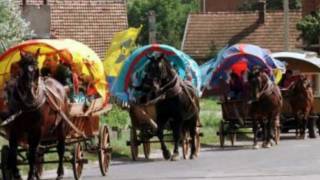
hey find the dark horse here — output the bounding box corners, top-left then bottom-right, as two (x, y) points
(133, 54), (200, 160)
(0, 51), (69, 180)
(247, 67), (282, 148)
(283, 75), (315, 138)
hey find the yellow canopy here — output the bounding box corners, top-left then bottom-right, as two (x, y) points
(0, 39), (108, 101)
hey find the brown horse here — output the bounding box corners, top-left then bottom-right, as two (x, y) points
(0, 51), (69, 180)
(247, 67), (282, 148)
(283, 75), (315, 138)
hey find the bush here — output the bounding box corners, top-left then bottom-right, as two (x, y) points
(100, 105), (130, 130)
(297, 10), (320, 45)
(0, 0), (34, 53)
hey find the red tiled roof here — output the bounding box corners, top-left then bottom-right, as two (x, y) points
(182, 11), (302, 61)
(16, 0), (128, 59)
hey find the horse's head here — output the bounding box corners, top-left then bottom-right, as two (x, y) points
(143, 54), (174, 92)
(18, 49), (40, 84)
(291, 75), (312, 94)
(247, 66), (269, 101)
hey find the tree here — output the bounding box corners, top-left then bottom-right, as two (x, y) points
(239, 0), (301, 11)
(127, 0), (199, 48)
(297, 10), (320, 45)
(0, 0), (33, 53)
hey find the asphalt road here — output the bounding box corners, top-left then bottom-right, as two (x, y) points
(42, 136), (320, 180)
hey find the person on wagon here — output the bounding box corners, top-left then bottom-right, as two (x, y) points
(279, 69), (294, 89)
(228, 71), (244, 99)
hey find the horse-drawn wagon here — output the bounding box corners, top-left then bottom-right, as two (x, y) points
(112, 44), (202, 160)
(272, 51), (319, 138)
(202, 44), (284, 148)
(0, 39), (112, 180)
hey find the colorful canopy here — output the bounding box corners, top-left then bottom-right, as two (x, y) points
(202, 44), (285, 91)
(0, 39), (108, 101)
(112, 44), (201, 102)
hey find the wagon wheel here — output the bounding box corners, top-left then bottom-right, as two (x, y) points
(195, 127), (201, 157)
(182, 132), (190, 159)
(219, 121), (225, 147)
(1, 145), (13, 180)
(36, 154), (44, 179)
(130, 127), (139, 161)
(72, 143), (84, 180)
(142, 138), (151, 160)
(98, 125), (111, 176)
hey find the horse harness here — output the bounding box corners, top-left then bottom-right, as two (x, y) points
(1, 77), (86, 137)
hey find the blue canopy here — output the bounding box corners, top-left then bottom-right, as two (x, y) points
(111, 44), (201, 102)
(203, 44), (285, 91)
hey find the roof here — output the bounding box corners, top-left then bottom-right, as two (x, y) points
(16, 0), (128, 59)
(271, 51), (320, 69)
(182, 11), (302, 61)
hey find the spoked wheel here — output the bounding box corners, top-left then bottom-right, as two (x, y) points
(195, 127), (201, 157)
(219, 121), (225, 148)
(36, 154), (44, 179)
(72, 143), (84, 180)
(142, 139), (151, 160)
(99, 125), (111, 176)
(182, 132), (190, 160)
(1, 145), (13, 180)
(130, 127), (139, 161)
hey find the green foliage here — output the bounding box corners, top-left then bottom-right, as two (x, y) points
(127, 0), (199, 48)
(239, 0), (301, 11)
(101, 106), (130, 129)
(297, 11), (320, 45)
(0, 0), (34, 53)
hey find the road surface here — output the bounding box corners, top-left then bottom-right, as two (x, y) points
(43, 137), (320, 180)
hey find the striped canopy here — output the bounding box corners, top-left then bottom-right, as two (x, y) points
(111, 44), (201, 102)
(203, 44), (285, 91)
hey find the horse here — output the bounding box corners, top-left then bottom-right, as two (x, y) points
(247, 67), (282, 148)
(132, 54), (200, 161)
(283, 75), (315, 138)
(0, 50), (69, 180)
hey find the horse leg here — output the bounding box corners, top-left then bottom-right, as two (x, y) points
(252, 119), (259, 149)
(170, 119), (181, 161)
(8, 135), (22, 180)
(157, 124), (171, 160)
(262, 119), (271, 148)
(274, 115), (281, 145)
(27, 135), (40, 180)
(56, 140), (65, 179)
(308, 116), (316, 138)
(189, 120), (197, 159)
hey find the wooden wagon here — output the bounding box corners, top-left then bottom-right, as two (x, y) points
(126, 104), (201, 160)
(272, 52), (320, 134)
(0, 39), (113, 180)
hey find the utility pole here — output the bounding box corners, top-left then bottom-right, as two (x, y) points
(148, 10), (156, 44)
(283, 0), (290, 51)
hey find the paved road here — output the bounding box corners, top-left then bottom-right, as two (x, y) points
(43, 137), (320, 180)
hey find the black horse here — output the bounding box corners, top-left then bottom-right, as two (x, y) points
(132, 54), (200, 160)
(0, 50), (69, 180)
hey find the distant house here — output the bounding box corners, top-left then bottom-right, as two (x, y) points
(182, 1), (302, 62)
(16, 0), (128, 59)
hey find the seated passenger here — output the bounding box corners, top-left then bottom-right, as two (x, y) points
(279, 69), (294, 89)
(228, 72), (244, 99)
